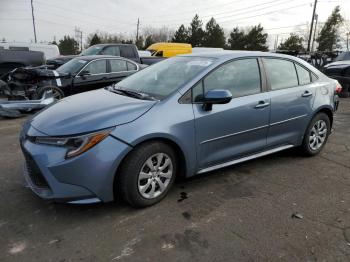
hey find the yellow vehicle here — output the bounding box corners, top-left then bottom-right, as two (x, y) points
(146, 43), (192, 57)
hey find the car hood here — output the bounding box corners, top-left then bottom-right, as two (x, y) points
(30, 89), (157, 136)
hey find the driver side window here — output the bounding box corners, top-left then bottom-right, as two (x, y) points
(192, 58), (261, 102)
(83, 60), (107, 74)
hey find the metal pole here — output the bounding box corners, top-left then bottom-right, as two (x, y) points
(307, 0), (317, 52)
(80, 31), (83, 51)
(136, 18), (140, 44)
(31, 0), (37, 43)
(311, 14), (318, 52)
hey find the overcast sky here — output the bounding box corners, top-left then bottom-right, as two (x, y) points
(0, 0), (349, 49)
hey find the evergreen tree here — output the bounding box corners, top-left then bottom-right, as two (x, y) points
(188, 14), (205, 47)
(203, 18), (226, 48)
(227, 27), (246, 50)
(245, 24), (268, 51)
(89, 33), (101, 46)
(58, 36), (79, 55)
(278, 33), (304, 51)
(317, 6), (344, 51)
(172, 24), (189, 43)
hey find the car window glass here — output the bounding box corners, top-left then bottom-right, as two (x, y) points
(120, 46), (135, 58)
(84, 60), (107, 74)
(102, 46), (120, 56)
(192, 81), (204, 102)
(127, 61), (137, 71)
(264, 58), (298, 90)
(203, 58), (261, 98)
(110, 59), (127, 72)
(295, 64), (311, 85)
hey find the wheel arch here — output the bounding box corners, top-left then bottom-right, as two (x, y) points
(113, 136), (189, 200)
(313, 105), (334, 128)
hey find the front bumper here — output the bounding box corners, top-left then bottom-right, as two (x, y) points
(20, 126), (132, 203)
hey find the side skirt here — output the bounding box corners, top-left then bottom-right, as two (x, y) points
(196, 144), (294, 174)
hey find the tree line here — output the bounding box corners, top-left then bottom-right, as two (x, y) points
(55, 6), (345, 55)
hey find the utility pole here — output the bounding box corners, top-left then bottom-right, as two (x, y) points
(136, 18), (140, 45)
(31, 0), (37, 43)
(347, 32), (349, 51)
(311, 14), (318, 52)
(80, 31), (83, 51)
(307, 0), (317, 52)
(74, 27), (83, 51)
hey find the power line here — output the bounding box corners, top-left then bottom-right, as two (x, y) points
(143, 0), (291, 24)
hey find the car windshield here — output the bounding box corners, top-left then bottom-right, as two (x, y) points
(81, 46), (104, 56)
(114, 56), (214, 99)
(56, 58), (88, 74)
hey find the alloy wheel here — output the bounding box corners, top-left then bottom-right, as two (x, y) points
(138, 153), (173, 199)
(309, 119), (327, 151)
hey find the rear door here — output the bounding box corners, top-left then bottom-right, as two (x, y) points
(263, 58), (317, 147)
(73, 59), (108, 93)
(106, 59), (137, 85)
(120, 46), (139, 62)
(193, 58), (270, 170)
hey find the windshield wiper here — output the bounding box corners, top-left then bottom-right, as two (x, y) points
(109, 87), (157, 101)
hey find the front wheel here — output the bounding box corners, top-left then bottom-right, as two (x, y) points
(301, 113), (331, 156)
(117, 142), (177, 207)
(36, 86), (64, 100)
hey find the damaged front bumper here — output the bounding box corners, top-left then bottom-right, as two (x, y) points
(0, 90), (55, 118)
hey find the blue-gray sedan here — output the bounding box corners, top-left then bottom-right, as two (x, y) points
(20, 51), (340, 207)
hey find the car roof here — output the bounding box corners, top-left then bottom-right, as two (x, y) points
(181, 50), (296, 61)
(74, 55), (129, 61)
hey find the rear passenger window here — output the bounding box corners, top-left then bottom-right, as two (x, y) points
(102, 46), (120, 56)
(127, 62), (137, 71)
(202, 58), (261, 98)
(120, 46), (136, 59)
(295, 64), (311, 85)
(264, 59), (298, 90)
(110, 59), (127, 72)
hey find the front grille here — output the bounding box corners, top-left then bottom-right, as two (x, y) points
(23, 150), (49, 188)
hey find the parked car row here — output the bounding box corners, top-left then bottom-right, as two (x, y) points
(19, 51), (340, 207)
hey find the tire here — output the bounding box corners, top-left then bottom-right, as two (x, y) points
(301, 112), (331, 156)
(117, 141), (178, 207)
(36, 86), (64, 100)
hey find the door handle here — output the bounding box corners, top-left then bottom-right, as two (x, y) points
(302, 91), (312, 97)
(255, 101), (270, 109)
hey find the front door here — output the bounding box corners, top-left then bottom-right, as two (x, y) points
(193, 58), (270, 170)
(73, 59), (108, 94)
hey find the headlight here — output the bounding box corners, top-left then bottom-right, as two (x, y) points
(34, 128), (113, 158)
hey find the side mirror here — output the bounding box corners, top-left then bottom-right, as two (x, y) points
(202, 89), (232, 111)
(79, 70), (90, 77)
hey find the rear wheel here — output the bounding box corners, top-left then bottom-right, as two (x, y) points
(117, 141), (177, 207)
(301, 113), (330, 156)
(36, 86), (64, 100)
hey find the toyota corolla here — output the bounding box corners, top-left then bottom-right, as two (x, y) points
(20, 51), (340, 207)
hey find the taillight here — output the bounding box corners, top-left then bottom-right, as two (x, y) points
(335, 83), (342, 94)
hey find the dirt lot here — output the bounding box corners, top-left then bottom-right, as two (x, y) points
(1, 99), (350, 262)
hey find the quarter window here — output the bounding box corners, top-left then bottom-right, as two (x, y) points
(127, 61), (137, 71)
(264, 58), (298, 90)
(295, 64), (311, 85)
(198, 58), (261, 100)
(84, 60), (107, 74)
(110, 59), (127, 72)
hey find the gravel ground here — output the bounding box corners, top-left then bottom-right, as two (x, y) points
(1, 98), (350, 261)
